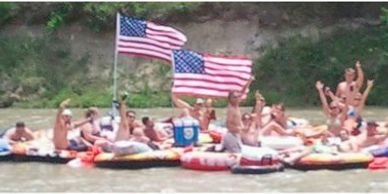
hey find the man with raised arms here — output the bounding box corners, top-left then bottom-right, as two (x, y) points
(53, 98), (91, 150)
(221, 76), (254, 153)
(335, 61), (364, 99)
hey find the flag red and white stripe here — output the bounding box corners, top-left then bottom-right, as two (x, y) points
(172, 49), (253, 99)
(116, 13), (187, 62)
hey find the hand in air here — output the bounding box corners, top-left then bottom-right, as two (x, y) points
(60, 98), (71, 108)
(355, 61), (361, 68)
(324, 86), (332, 96)
(120, 92), (129, 101)
(255, 90), (264, 101)
(367, 80), (374, 87)
(206, 99), (213, 108)
(315, 81), (324, 91)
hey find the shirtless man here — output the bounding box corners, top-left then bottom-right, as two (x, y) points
(241, 90), (265, 146)
(221, 76), (254, 153)
(258, 104), (296, 137)
(355, 121), (388, 148)
(171, 95), (215, 131)
(142, 117), (171, 142)
(335, 61), (364, 99)
(114, 93), (145, 142)
(337, 129), (358, 152)
(53, 99), (93, 150)
(3, 122), (34, 144)
(80, 107), (108, 145)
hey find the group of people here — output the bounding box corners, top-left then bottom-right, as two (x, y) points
(2, 61), (388, 164)
(2, 95), (173, 154)
(214, 61), (388, 164)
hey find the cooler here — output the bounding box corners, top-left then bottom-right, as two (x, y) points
(173, 117), (200, 147)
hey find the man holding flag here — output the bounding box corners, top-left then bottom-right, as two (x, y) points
(171, 49), (254, 152)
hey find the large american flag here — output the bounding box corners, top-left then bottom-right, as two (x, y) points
(172, 49), (253, 98)
(116, 13), (187, 62)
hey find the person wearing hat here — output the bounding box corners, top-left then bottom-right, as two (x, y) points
(171, 93), (216, 131)
(355, 121), (388, 148)
(2, 121), (35, 144)
(53, 98), (93, 151)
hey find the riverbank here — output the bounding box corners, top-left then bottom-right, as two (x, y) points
(1, 3), (387, 108)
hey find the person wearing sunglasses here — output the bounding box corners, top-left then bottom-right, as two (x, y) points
(240, 90), (265, 147)
(220, 76), (254, 153)
(115, 93), (144, 142)
(316, 81), (347, 136)
(347, 121), (388, 150)
(335, 61), (364, 99)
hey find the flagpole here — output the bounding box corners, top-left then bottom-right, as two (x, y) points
(112, 12), (120, 117)
(171, 50), (176, 117)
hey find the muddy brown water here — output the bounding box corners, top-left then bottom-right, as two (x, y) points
(0, 107), (388, 192)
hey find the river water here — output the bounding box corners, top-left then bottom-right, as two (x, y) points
(0, 107), (388, 192)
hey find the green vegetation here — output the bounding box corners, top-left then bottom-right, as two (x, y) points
(0, 3), (16, 25)
(1, 3), (388, 108)
(0, 2), (204, 32)
(251, 25), (388, 106)
(6, 17), (388, 108)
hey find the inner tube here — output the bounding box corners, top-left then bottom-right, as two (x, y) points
(287, 153), (373, 171)
(368, 157), (388, 170)
(260, 136), (303, 150)
(368, 146), (388, 157)
(0, 139), (12, 160)
(94, 148), (183, 169)
(181, 151), (240, 171)
(11, 142), (79, 164)
(231, 164), (284, 174)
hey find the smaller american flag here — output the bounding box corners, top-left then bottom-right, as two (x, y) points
(172, 49), (252, 99)
(116, 13), (187, 62)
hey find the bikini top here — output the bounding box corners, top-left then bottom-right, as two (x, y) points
(326, 116), (341, 129)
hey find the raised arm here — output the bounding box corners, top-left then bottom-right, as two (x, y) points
(357, 80), (374, 114)
(315, 81), (330, 116)
(57, 99), (70, 121)
(55, 98), (70, 130)
(325, 87), (342, 103)
(115, 93), (130, 141)
(72, 118), (92, 129)
(253, 90), (265, 129)
(239, 76), (254, 100)
(355, 61), (364, 90)
(171, 93), (192, 110)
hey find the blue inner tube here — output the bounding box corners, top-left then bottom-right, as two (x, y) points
(231, 164), (284, 174)
(370, 147), (388, 157)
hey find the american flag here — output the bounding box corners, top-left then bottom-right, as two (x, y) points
(172, 49), (253, 98)
(116, 13), (187, 62)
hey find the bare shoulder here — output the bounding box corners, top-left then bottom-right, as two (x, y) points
(337, 82), (347, 88)
(134, 120), (144, 128)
